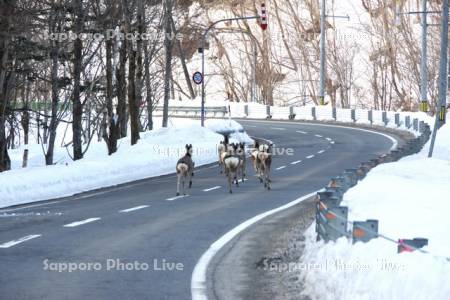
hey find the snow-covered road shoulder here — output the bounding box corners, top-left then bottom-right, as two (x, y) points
(0, 121), (251, 209)
(300, 121), (450, 299)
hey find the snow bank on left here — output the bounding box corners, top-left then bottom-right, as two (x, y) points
(0, 125), (223, 208)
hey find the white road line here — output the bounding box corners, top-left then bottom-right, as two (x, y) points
(330, 141), (335, 144)
(203, 186), (221, 192)
(166, 195), (189, 201)
(306, 155), (315, 159)
(317, 150), (326, 154)
(326, 137), (333, 141)
(237, 178), (249, 183)
(119, 205), (149, 213)
(296, 130), (307, 134)
(63, 218), (101, 228)
(276, 166), (286, 171)
(315, 134), (323, 138)
(243, 120), (398, 151)
(271, 127), (286, 131)
(0, 235), (42, 249)
(291, 160), (302, 165)
(191, 190), (321, 300)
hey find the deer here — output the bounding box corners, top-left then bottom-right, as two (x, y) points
(237, 142), (247, 182)
(217, 136), (229, 174)
(250, 140), (260, 175)
(223, 143), (242, 193)
(256, 143), (272, 190)
(176, 144), (195, 196)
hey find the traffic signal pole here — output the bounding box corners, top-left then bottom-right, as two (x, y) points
(420, 0), (429, 112)
(428, 0), (448, 157)
(318, 0), (349, 106)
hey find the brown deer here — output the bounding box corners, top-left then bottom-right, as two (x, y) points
(223, 143), (241, 193)
(256, 143), (272, 190)
(237, 142), (247, 182)
(176, 144), (195, 196)
(250, 140), (260, 175)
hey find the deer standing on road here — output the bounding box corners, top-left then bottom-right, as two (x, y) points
(176, 144), (195, 196)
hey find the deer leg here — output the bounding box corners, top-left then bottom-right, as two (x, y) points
(176, 174), (181, 196)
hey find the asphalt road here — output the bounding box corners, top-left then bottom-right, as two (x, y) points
(0, 119), (396, 300)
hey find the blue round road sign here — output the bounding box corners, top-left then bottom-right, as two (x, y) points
(193, 72), (203, 85)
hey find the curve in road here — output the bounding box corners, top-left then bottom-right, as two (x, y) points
(0, 120), (397, 300)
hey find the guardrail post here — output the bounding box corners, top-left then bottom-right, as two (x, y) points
(316, 194), (345, 241)
(395, 113), (400, 127)
(419, 121), (425, 133)
(351, 109), (356, 122)
(311, 107), (317, 121)
(368, 110), (373, 124)
(266, 106), (271, 119)
(325, 206), (349, 242)
(244, 105), (249, 117)
(332, 107), (337, 121)
(289, 106), (296, 120)
(352, 219), (378, 243)
(413, 118), (419, 131)
(405, 116), (411, 128)
(382, 111), (388, 125)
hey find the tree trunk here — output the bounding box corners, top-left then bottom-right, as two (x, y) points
(45, 11), (60, 166)
(0, 0), (12, 172)
(144, 41), (153, 131)
(162, 0), (173, 128)
(128, 45), (140, 145)
(116, 36), (128, 138)
(104, 38), (118, 155)
(72, 0), (84, 160)
(21, 78), (30, 167)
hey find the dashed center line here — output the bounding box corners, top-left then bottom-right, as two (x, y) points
(326, 137), (333, 141)
(0, 235), (42, 249)
(306, 155), (315, 159)
(203, 186), (221, 192)
(119, 205), (149, 213)
(276, 166), (286, 170)
(317, 150), (326, 154)
(330, 141), (335, 144)
(63, 218), (101, 228)
(315, 134), (323, 138)
(166, 195), (189, 201)
(291, 160), (302, 165)
(271, 127), (286, 131)
(296, 130), (307, 134)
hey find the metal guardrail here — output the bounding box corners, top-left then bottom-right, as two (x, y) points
(313, 124), (450, 260)
(154, 106), (228, 118)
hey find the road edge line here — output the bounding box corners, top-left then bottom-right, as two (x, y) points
(190, 190), (320, 300)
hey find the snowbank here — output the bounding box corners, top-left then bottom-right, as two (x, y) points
(0, 120), (251, 209)
(300, 119), (450, 299)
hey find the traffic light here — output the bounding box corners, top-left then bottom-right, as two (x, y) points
(259, 3), (268, 31)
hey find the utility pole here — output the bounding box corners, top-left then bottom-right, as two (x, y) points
(420, 0), (429, 112)
(428, 0), (448, 157)
(318, 0), (349, 106)
(319, 0), (326, 106)
(396, 2), (441, 112)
